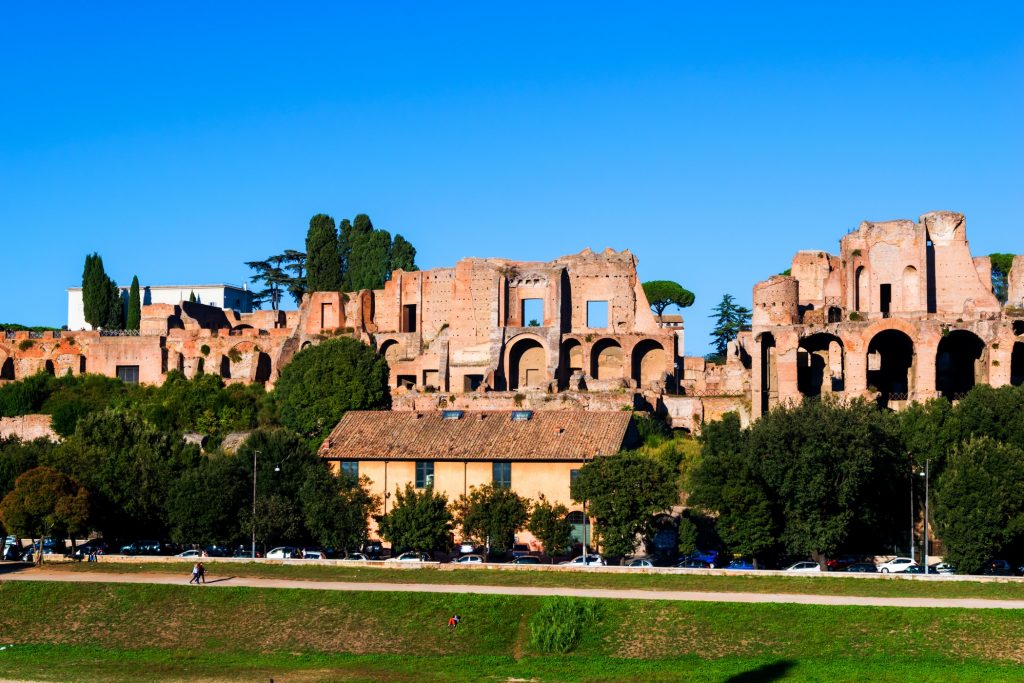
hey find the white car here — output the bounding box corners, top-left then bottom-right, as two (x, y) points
(387, 551), (430, 563)
(176, 549), (202, 558)
(342, 553), (369, 561)
(877, 557), (915, 573)
(562, 554), (604, 566)
(627, 558), (654, 568)
(453, 554), (484, 564)
(930, 562), (956, 575)
(784, 561), (821, 572)
(301, 550), (324, 560)
(266, 547), (298, 559)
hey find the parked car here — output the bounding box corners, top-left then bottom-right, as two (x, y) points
(232, 548), (261, 559)
(361, 540), (384, 560)
(982, 559), (1015, 576)
(511, 543), (532, 559)
(457, 541), (478, 555)
(561, 554), (604, 566)
(845, 562), (879, 573)
(930, 562), (955, 575)
(203, 545), (232, 558)
(453, 554), (485, 564)
(903, 564), (928, 574)
(387, 551), (431, 563)
(70, 539), (110, 559)
(510, 556), (541, 565)
(627, 558), (655, 568)
(688, 549), (719, 567)
(300, 549), (324, 560)
(826, 555), (861, 572)
(676, 558), (711, 569)
(266, 546), (299, 559)
(342, 552), (369, 561)
(119, 540), (166, 556)
(176, 549), (202, 558)
(877, 557), (915, 573)
(724, 559), (757, 570)
(784, 561), (821, 572)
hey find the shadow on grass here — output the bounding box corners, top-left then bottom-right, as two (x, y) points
(0, 561), (34, 575)
(724, 660), (794, 682)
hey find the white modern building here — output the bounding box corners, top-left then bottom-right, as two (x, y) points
(67, 284), (254, 331)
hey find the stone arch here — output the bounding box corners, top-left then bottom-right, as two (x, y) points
(590, 338), (623, 381)
(936, 330), (986, 400)
(43, 360), (55, 376)
(225, 341), (271, 382)
(1011, 342), (1024, 387)
(559, 339), (583, 389)
(300, 341), (313, 350)
(0, 353), (13, 380)
(759, 332), (777, 414)
(867, 329), (915, 407)
(506, 336), (547, 390)
(631, 339), (667, 389)
(798, 333), (844, 397)
(902, 266), (920, 311)
(378, 339), (401, 366)
(219, 355), (231, 378)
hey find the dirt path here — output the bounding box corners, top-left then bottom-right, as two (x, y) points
(4, 568), (1024, 610)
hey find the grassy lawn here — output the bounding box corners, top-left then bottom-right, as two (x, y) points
(0, 581), (1022, 681)
(33, 559), (1024, 601)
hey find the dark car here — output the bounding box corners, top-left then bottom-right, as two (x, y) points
(511, 543), (532, 559)
(203, 545), (232, 558)
(688, 549), (719, 566)
(71, 539), (110, 559)
(845, 562), (878, 573)
(724, 559), (757, 570)
(510, 556), (541, 565)
(903, 564), (927, 574)
(120, 540), (166, 556)
(982, 559), (1014, 576)
(361, 540), (384, 560)
(826, 555), (861, 572)
(676, 558), (711, 569)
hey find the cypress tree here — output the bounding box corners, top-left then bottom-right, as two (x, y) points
(126, 275), (142, 331)
(189, 291), (197, 303)
(337, 218), (353, 288)
(104, 279), (124, 330)
(305, 214), (344, 292)
(82, 253), (116, 329)
(391, 235), (418, 273)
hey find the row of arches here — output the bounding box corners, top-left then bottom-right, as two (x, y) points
(506, 336), (669, 391)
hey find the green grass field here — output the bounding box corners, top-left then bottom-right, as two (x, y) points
(37, 559), (1024, 600)
(1, 580), (1023, 682)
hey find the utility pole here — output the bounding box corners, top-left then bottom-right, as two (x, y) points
(924, 459), (931, 575)
(252, 449), (261, 560)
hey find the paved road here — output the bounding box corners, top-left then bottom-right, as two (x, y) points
(4, 568), (1024, 610)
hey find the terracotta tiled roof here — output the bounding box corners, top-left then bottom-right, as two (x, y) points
(319, 410), (635, 461)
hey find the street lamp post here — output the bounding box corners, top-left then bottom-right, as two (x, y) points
(251, 449), (260, 560)
(922, 460), (931, 575)
(909, 467), (915, 563)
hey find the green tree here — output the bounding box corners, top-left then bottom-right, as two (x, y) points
(377, 483), (453, 553)
(642, 280), (696, 317)
(166, 454), (247, 547)
(105, 279), (124, 330)
(272, 337), (390, 451)
(188, 290), (197, 303)
(305, 214), (343, 292)
(526, 494), (574, 560)
(126, 275), (141, 331)
(452, 483), (531, 553)
(934, 436), (1024, 574)
(239, 494), (302, 549)
(81, 253), (121, 329)
(0, 466), (89, 565)
(707, 294), (752, 361)
(391, 234), (418, 273)
(570, 453), (677, 561)
(989, 253), (1016, 304)
(300, 465), (378, 555)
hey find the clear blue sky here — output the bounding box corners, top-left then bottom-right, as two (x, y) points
(2, 3), (1021, 354)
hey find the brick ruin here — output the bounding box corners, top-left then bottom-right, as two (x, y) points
(2, 210), (1020, 433)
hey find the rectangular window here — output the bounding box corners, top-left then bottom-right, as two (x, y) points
(521, 298), (543, 327)
(415, 461), (434, 489)
(493, 461), (511, 489)
(570, 468), (580, 491)
(340, 461), (358, 480)
(115, 365), (140, 385)
(402, 304), (417, 333)
(586, 301), (609, 328)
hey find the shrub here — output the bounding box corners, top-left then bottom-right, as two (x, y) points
(18, 340), (34, 352)
(529, 597), (602, 654)
(200, 345), (210, 356)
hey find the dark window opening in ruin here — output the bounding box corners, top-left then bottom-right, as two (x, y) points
(559, 270), (572, 333)
(759, 333), (777, 414)
(854, 266), (865, 312)
(492, 461), (511, 489)
(397, 374), (416, 389)
(1011, 342), (1024, 387)
(936, 330), (986, 401)
(827, 307), (842, 323)
(867, 330), (914, 408)
(1014, 321), (1024, 337)
(401, 304), (417, 333)
(219, 356), (231, 379)
(797, 334), (844, 398)
(320, 303), (332, 329)
(197, 358), (205, 374)
(508, 337), (545, 390)
(463, 374), (484, 392)
(116, 365), (140, 385)
(879, 284), (892, 318)
(521, 298), (543, 327)
(631, 339), (667, 389)
(254, 353), (272, 383)
(926, 241), (937, 313)
(586, 300), (609, 328)
(590, 338), (623, 380)
(0, 358), (13, 380)
(559, 339), (584, 389)
(415, 460), (434, 489)
(79, 356), (87, 374)
(43, 360), (55, 376)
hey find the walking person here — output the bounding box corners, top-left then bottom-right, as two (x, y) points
(197, 561), (206, 584)
(189, 562), (200, 585)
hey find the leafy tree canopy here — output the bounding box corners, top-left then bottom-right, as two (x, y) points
(989, 253), (1016, 304)
(0, 466), (89, 563)
(301, 465), (379, 554)
(452, 483), (530, 553)
(377, 483), (453, 553)
(526, 494), (574, 559)
(642, 280), (695, 317)
(707, 294), (751, 362)
(305, 213), (343, 293)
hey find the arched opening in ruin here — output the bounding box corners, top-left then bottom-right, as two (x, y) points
(936, 330), (986, 400)
(590, 339), (623, 381)
(827, 307), (842, 323)
(1011, 342), (1024, 387)
(253, 353), (272, 383)
(631, 339), (667, 389)
(301, 341), (312, 350)
(507, 337), (546, 390)
(43, 360), (55, 376)
(559, 339), (583, 389)
(378, 339), (401, 366)
(902, 266), (920, 311)
(219, 356), (231, 379)
(759, 332), (777, 414)
(79, 356), (87, 374)
(798, 333), (844, 397)
(0, 356), (13, 380)
(1014, 321), (1024, 337)
(855, 266), (865, 312)
(867, 329), (915, 407)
